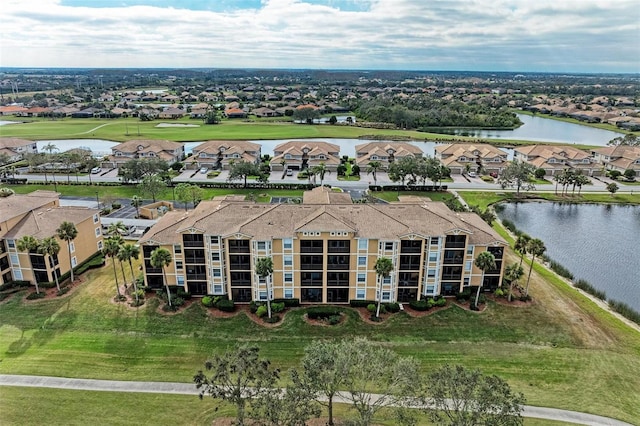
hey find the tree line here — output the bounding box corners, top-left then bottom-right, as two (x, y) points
(194, 339), (526, 426)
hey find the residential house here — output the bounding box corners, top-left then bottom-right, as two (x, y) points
(224, 108), (247, 118)
(158, 107), (186, 119)
(0, 105), (28, 116)
(0, 191), (103, 287)
(435, 143), (509, 175)
(107, 139), (184, 168)
(271, 141), (341, 171)
(139, 187), (506, 302)
(592, 145), (640, 177)
(191, 140), (261, 170)
(354, 142), (424, 169)
(0, 138), (38, 162)
(252, 107), (279, 117)
(514, 145), (600, 176)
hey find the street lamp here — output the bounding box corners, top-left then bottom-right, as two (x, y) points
(95, 191), (100, 209)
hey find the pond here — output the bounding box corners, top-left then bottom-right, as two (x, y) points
(430, 114), (624, 146)
(497, 202), (640, 311)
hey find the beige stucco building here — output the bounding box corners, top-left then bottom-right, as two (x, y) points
(140, 187), (506, 304)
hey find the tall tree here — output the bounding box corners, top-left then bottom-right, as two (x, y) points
(473, 251), (496, 308)
(607, 134), (640, 146)
(150, 247), (172, 307)
(138, 175), (166, 202)
(38, 236), (61, 292)
(42, 143), (58, 190)
(130, 195), (142, 218)
(228, 160), (259, 188)
(194, 345), (280, 426)
(514, 233), (530, 268)
(56, 221), (78, 283)
(606, 182), (619, 197)
(423, 365), (526, 426)
(254, 257), (274, 319)
(118, 243), (141, 304)
(498, 160), (536, 196)
(311, 162), (330, 186)
(302, 340), (349, 426)
(16, 235), (41, 294)
(366, 160), (382, 186)
(102, 237), (123, 299)
(504, 263), (524, 302)
(524, 239), (546, 297)
(106, 221), (127, 238)
(174, 183), (204, 211)
(374, 257), (394, 318)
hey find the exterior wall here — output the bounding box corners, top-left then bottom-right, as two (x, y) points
(142, 230), (506, 303)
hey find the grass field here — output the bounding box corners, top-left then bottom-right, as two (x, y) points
(0, 247), (639, 424)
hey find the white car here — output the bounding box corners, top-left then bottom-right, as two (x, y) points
(286, 169), (293, 176)
(200, 167), (208, 174)
(91, 167), (102, 174)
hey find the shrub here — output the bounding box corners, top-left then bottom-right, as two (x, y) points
(201, 296), (213, 307)
(456, 289), (472, 301)
(549, 260), (574, 280)
(327, 314), (341, 325)
(271, 302), (285, 313)
(384, 302), (401, 313)
(494, 288), (504, 298)
(366, 303), (376, 313)
(369, 315), (383, 322)
(306, 306), (342, 320)
(608, 300), (640, 325)
(0, 280), (30, 292)
(256, 305), (268, 318)
(409, 299), (430, 311)
(111, 202), (122, 209)
(177, 289), (192, 300)
(470, 303), (480, 311)
(57, 287), (70, 297)
(114, 294), (127, 302)
(350, 299), (376, 308)
(574, 279), (607, 301)
(130, 298), (145, 307)
(432, 297), (447, 307)
(26, 291), (45, 300)
(519, 294), (532, 302)
(535, 168), (546, 179)
(263, 314), (281, 324)
(501, 219), (518, 234)
(172, 297), (185, 307)
(273, 298), (300, 307)
(216, 299), (236, 312)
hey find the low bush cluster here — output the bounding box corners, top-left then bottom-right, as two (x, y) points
(0, 280), (31, 292)
(549, 261), (574, 280)
(574, 279), (607, 301)
(26, 292), (45, 300)
(350, 299), (375, 308)
(256, 305), (268, 318)
(56, 287), (70, 297)
(456, 289), (472, 301)
(273, 298), (300, 307)
(409, 297), (447, 311)
(216, 299), (236, 312)
(608, 300), (640, 325)
(306, 306), (342, 320)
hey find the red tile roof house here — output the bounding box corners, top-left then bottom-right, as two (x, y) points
(514, 145), (601, 176)
(270, 141), (341, 172)
(592, 145), (640, 178)
(191, 140), (261, 170)
(158, 107), (186, 119)
(224, 108), (247, 118)
(435, 143), (509, 175)
(354, 142), (424, 170)
(106, 139), (185, 168)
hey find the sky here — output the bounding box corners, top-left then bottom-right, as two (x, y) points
(1, 0), (639, 73)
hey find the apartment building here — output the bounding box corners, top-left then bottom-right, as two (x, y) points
(514, 145), (600, 176)
(139, 187), (506, 304)
(592, 145), (640, 177)
(435, 143), (509, 175)
(271, 141), (341, 171)
(0, 138), (39, 162)
(354, 142), (424, 169)
(107, 139), (184, 168)
(191, 140), (261, 170)
(0, 191), (103, 285)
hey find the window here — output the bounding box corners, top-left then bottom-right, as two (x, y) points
(384, 242), (394, 251)
(426, 285), (435, 293)
(357, 273), (366, 283)
(467, 245), (474, 255)
(97, 241), (103, 250)
(93, 214), (99, 224)
(174, 244), (182, 254)
(7, 240), (15, 249)
(382, 291), (391, 301)
(70, 242), (75, 253)
(284, 272), (293, 283)
(210, 236), (219, 244)
(356, 289), (366, 299)
(358, 239), (368, 250)
(259, 291), (267, 300)
(211, 252), (220, 262)
(463, 278), (470, 286)
(10, 253), (19, 265)
(176, 261), (183, 270)
(429, 252), (438, 262)
(383, 276), (391, 284)
(284, 255), (293, 266)
(358, 256), (366, 266)
(13, 270), (22, 280)
(177, 275), (185, 285)
(95, 227), (101, 237)
(430, 237), (439, 245)
(213, 269), (222, 277)
(213, 284), (223, 294)
(71, 257), (77, 267)
(465, 261), (472, 271)
(284, 288), (293, 299)
(283, 238), (293, 250)
(257, 241), (266, 250)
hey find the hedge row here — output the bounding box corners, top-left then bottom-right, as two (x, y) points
(0, 280), (31, 292)
(306, 306), (342, 320)
(36, 252), (105, 288)
(369, 185), (448, 192)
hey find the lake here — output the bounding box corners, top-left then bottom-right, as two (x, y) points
(497, 202), (640, 311)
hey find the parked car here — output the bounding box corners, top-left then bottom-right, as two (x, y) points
(468, 171), (477, 177)
(199, 167), (208, 174)
(490, 172), (498, 178)
(91, 167), (102, 174)
(286, 169), (293, 176)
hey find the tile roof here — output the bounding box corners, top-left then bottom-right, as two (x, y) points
(0, 138), (36, 149)
(112, 139), (183, 154)
(4, 205), (96, 240)
(0, 191), (59, 226)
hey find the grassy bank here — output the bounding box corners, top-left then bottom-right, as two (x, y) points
(459, 191), (640, 210)
(0, 256), (639, 423)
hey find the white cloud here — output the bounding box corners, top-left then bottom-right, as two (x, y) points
(0, 0), (638, 72)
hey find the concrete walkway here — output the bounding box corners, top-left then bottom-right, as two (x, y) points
(0, 374), (632, 426)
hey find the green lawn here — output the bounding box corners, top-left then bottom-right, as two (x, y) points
(459, 190), (640, 210)
(373, 190), (458, 203)
(1, 257), (639, 424)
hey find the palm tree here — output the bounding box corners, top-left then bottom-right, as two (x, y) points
(524, 239), (546, 297)
(150, 247), (173, 307)
(576, 174), (590, 195)
(16, 235), (41, 294)
(38, 236), (61, 292)
(255, 257), (274, 318)
(311, 162), (330, 186)
(56, 221), (78, 283)
(504, 263), (524, 302)
(473, 251), (496, 308)
(42, 143), (58, 190)
(131, 195), (142, 218)
(102, 237), (123, 299)
(366, 160), (382, 186)
(118, 243), (141, 304)
(514, 233), (531, 268)
(107, 221), (127, 238)
(374, 257), (394, 318)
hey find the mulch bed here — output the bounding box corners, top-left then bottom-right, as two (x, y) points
(402, 303), (452, 317)
(303, 311), (348, 327)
